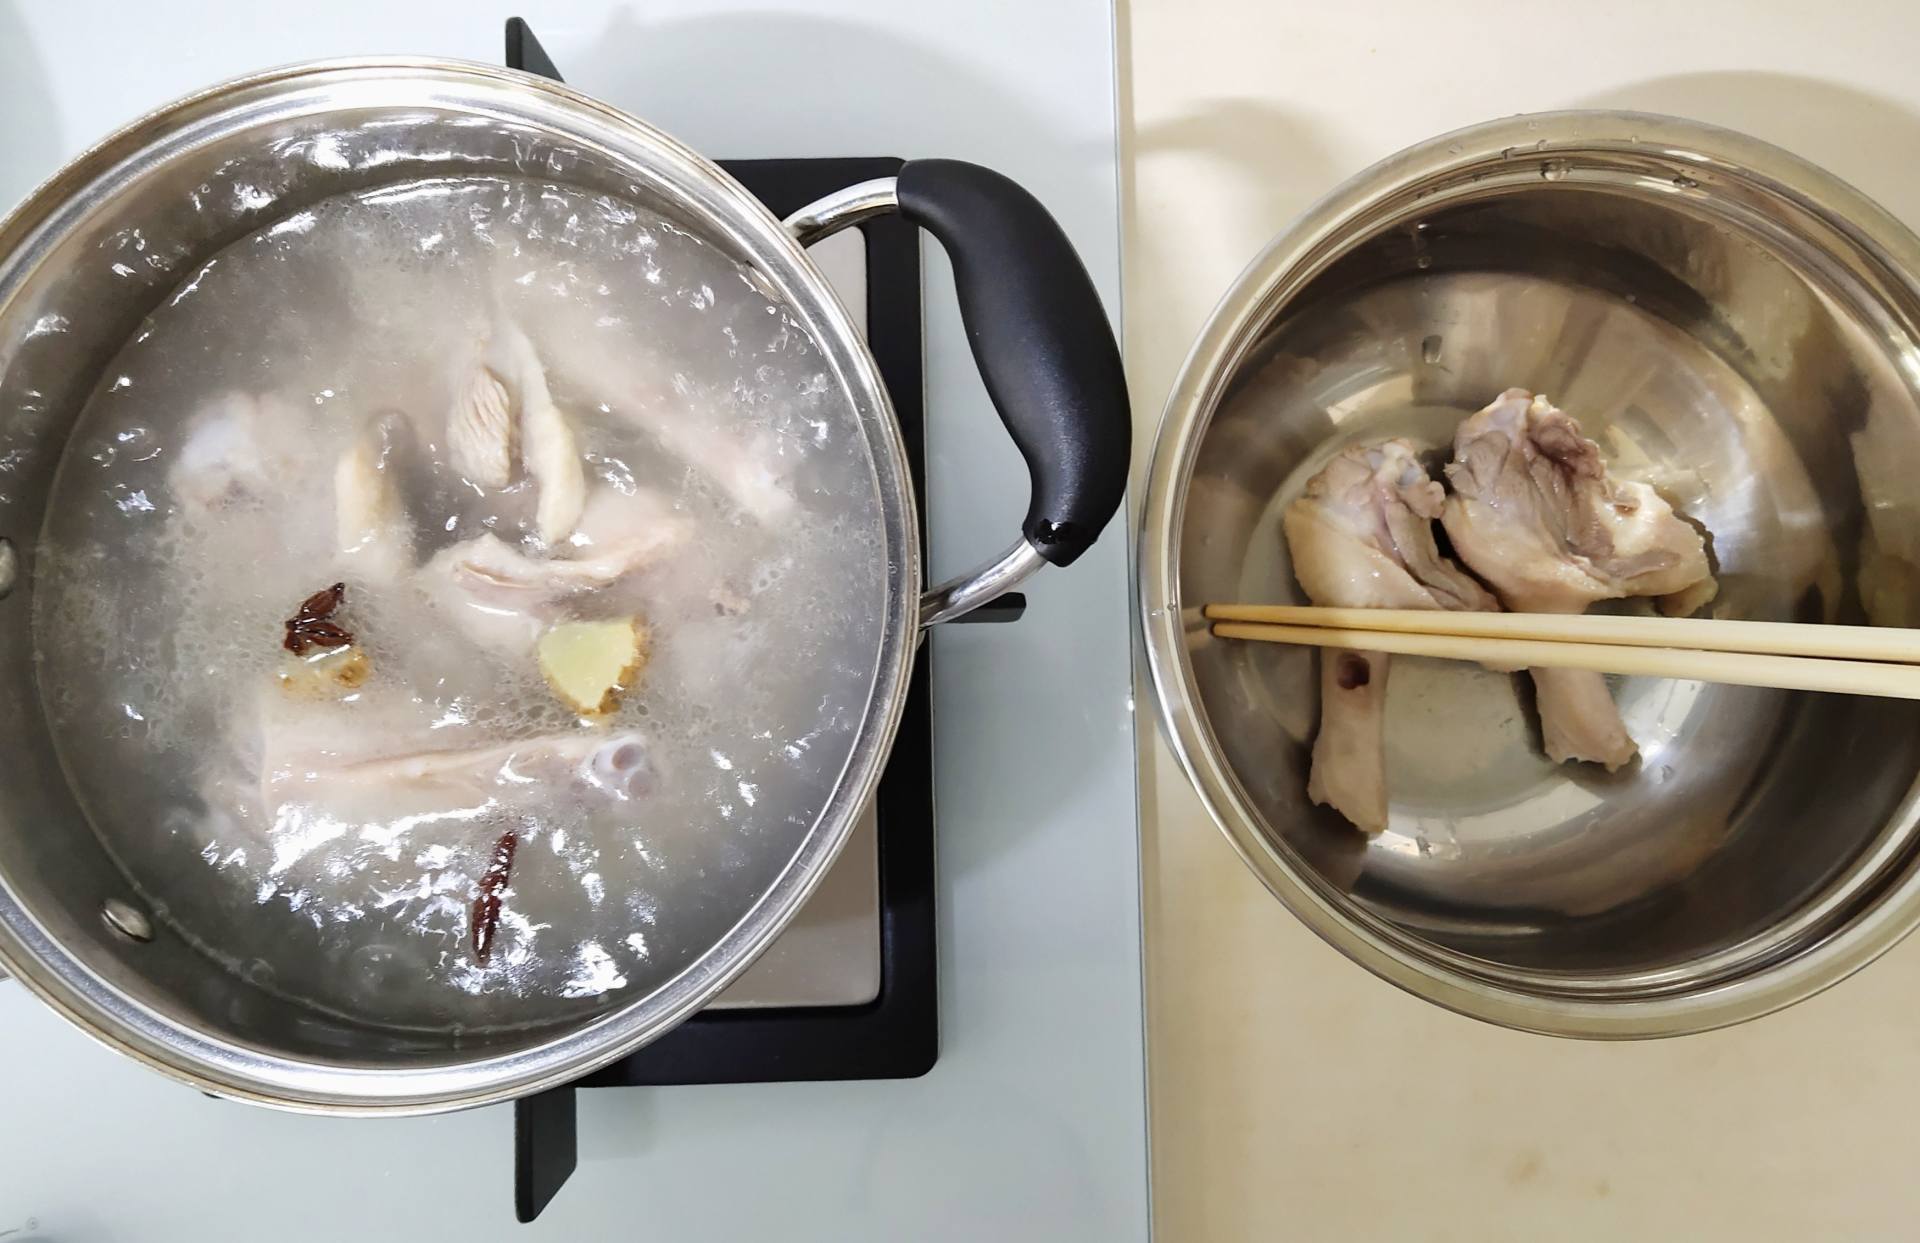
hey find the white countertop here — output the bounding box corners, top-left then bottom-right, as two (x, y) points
(0, 3), (1147, 1239)
(1124, 0), (1920, 1238)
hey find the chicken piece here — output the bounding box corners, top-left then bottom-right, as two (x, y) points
(560, 485), (691, 573)
(523, 393), (584, 546)
(1282, 439), (1499, 834)
(247, 687), (655, 881)
(269, 727), (654, 805)
(254, 688), (652, 816)
(533, 329), (797, 525)
(1527, 667), (1636, 771)
(1442, 390), (1716, 613)
(447, 364), (515, 489)
(420, 534), (579, 655)
(491, 322), (585, 544)
(630, 402), (795, 525)
(1441, 389), (1717, 769)
(333, 410), (415, 582)
(421, 488), (688, 656)
(168, 391), (304, 512)
(434, 491), (685, 597)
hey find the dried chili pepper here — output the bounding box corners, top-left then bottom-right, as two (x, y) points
(471, 830), (519, 964)
(284, 582), (355, 654)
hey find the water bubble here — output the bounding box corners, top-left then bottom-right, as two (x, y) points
(1540, 159), (1572, 182)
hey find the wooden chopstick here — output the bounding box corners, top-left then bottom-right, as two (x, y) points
(1202, 604), (1920, 665)
(1207, 621), (1920, 700)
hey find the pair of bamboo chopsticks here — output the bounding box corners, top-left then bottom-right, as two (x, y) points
(1202, 604), (1920, 700)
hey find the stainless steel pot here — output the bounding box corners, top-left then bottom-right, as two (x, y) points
(0, 60), (1127, 1108)
(1141, 112), (1920, 1037)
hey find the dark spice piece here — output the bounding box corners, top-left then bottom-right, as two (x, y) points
(471, 830), (520, 964)
(293, 620), (352, 649)
(284, 582), (355, 654)
(296, 583), (345, 620)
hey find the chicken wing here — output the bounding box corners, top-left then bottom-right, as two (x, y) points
(1282, 439), (1499, 833)
(421, 487), (689, 656)
(1441, 389), (1716, 769)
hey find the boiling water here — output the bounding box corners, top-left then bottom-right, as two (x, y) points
(33, 177), (889, 1031)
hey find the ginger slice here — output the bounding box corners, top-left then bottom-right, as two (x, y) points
(538, 618), (650, 716)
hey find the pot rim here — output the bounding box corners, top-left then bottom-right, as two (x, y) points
(0, 56), (920, 1109)
(1138, 108), (1920, 1038)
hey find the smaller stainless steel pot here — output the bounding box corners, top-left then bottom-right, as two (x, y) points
(1142, 112), (1920, 1037)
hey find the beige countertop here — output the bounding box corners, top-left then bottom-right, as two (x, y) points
(1121, 1), (1920, 1238)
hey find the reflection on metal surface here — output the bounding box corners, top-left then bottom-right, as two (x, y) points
(1141, 111), (1920, 1037)
(100, 899), (152, 943)
(920, 539), (1047, 627)
(784, 178), (899, 247)
(712, 802), (881, 1008)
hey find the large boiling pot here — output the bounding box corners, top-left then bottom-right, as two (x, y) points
(0, 60), (1128, 1109)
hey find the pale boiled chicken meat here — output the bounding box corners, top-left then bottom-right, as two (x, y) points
(333, 410), (415, 583)
(1441, 389), (1717, 770)
(166, 391), (345, 580)
(420, 486), (690, 655)
(216, 688), (654, 917)
(625, 398), (795, 525)
(533, 329), (798, 526)
(1282, 438), (1498, 834)
(560, 485), (693, 572)
(489, 321), (586, 545)
(446, 363), (515, 489)
(167, 391), (306, 513)
(262, 710), (655, 813)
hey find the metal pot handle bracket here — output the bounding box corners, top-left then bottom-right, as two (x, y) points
(786, 165), (1131, 626)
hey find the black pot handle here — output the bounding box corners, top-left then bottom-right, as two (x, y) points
(786, 161), (1130, 625)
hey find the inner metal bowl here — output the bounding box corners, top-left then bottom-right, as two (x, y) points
(1140, 112), (1920, 1037)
